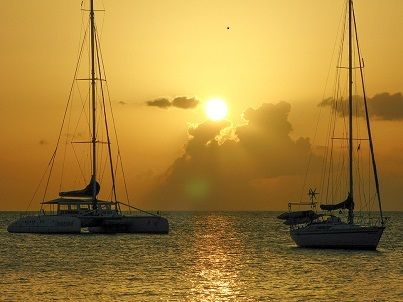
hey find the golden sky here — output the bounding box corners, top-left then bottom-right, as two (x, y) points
(0, 0), (402, 210)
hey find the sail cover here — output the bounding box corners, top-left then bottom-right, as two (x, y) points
(320, 194), (354, 211)
(59, 178), (100, 198)
(277, 210), (319, 225)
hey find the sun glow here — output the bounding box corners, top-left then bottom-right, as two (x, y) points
(205, 98), (228, 121)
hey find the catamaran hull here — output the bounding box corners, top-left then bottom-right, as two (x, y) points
(87, 216), (169, 234)
(7, 215), (81, 234)
(291, 226), (385, 250)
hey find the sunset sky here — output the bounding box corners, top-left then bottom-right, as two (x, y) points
(0, 0), (402, 211)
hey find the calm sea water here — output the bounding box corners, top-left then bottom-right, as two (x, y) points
(0, 211), (401, 301)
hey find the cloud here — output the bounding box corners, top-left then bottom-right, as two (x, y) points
(145, 102), (317, 210)
(319, 92), (403, 120)
(146, 96), (199, 109)
(118, 101), (128, 106)
(39, 139), (48, 145)
(171, 97), (199, 109)
(369, 93), (403, 120)
(147, 98), (171, 109)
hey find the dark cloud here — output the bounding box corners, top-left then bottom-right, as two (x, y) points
(171, 97), (199, 109)
(39, 139), (48, 145)
(319, 92), (403, 120)
(147, 98), (171, 109)
(146, 96), (199, 109)
(146, 102), (317, 210)
(369, 93), (403, 120)
(118, 101), (128, 106)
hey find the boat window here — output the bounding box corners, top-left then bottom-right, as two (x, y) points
(57, 204), (80, 214)
(80, 204), (91, 211)
(59, 205), (68, 211)
(69, 204), (79, 211)
(58, 204), (69, 214)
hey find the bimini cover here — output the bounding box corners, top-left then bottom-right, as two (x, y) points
(59, 178), (100, 198)
(320, 193), (354, 211)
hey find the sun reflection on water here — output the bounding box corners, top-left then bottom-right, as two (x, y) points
(186, 214), (245, 301)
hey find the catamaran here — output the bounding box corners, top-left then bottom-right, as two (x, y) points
(8, 0), (169, 234)
(278, 0), (386, 249)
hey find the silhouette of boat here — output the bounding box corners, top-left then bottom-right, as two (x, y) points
(278, 0), (385, 250)
(8, 0), (169, 234)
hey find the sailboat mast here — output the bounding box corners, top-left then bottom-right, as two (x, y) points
(90, 0), (97, 204)
(348, 0), (354, 224)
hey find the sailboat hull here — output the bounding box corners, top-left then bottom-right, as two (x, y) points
(290, 224), (384, 250)
(7, 215), (81, 234)
(87, 216), (169, 234)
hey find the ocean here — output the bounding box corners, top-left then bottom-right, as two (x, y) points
(0, 211), (401, 301)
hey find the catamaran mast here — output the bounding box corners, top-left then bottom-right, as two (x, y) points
(90, 0), (97, 207)
(348, 0), (354, 224)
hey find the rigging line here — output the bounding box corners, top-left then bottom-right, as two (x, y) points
(325, 106), (337, 204)
(98, 131), (107, 183)
(298, 0), (348, 204)
(322, 0), (348, 105)
(356, 143), (363, 213)
(114, 153), (133, 213)
(79, 19), (92, 145)
(59, 83), (75, 192)
(118, 201), (160, 217)
(95, 92), (105, 183)
(95, 24), (117, 202)
(97, 97), (108, 183)
(26, 162), (53, 212)
(74, 21), (91, 139)
(60, 40), (92, 191)
(321, 6), (348, 202)
(353, 5), (384, 225)
(328, 99), (341, 202)
(99, 0), (106, 41)
(105, 158), (119, 202)
(362, 148), (369, 214)
(320, 95), (335, 201)
(96, 29), (131, 207)
(72, 80), (91, 139)
(76, 3), (86, 72)
(98, 123), (109, 186)
(71, 142), (86, 182)
(325, 89), (340, 202)
(41, 16), (89, 202)
(70, 29), (91, 184)
(337, 145), (347, 202)
(332, 87), (348, 202)
(367, 145), (372, 213)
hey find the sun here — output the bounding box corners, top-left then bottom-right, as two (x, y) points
(204, 98), (228, 121)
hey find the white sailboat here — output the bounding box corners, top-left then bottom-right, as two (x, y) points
(8, 0), (169, 234)
(278, 0), (385, 250)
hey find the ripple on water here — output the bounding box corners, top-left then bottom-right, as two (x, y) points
(0, 212), (401, 301)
